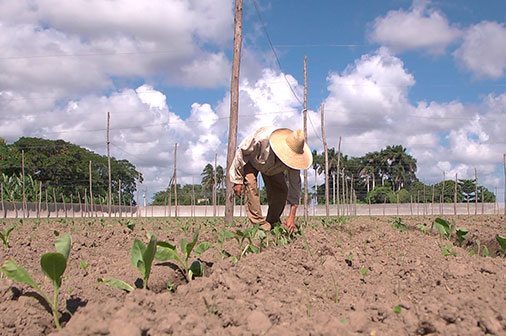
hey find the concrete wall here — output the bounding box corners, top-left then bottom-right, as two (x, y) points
(1, 201), (504, 218)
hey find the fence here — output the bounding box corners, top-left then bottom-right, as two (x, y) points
(1, 201), (504, 218)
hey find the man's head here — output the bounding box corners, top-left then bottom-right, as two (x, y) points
(269, 128), (312, 170)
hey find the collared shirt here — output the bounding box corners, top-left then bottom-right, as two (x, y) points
(229, 126), (301, 205)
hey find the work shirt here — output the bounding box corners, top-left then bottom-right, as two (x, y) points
(229, 126), (301, 205)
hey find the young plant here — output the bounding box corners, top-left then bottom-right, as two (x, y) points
(0, 224), (16, 248)
(217, 228), (236, 258)
(0, 234), (72, 329)
(232, 224), (261, 260)
(155, 228), (212, 282)
(496, 235), (506, 257)
(455, 228), (469, 247)
(432, 218), (452, 240)
(98, 233), (157, 291)
(416, 223), (428, 235)
(391, 218), (408, 232)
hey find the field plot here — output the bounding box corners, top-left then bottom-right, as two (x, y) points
(0, 215), (505, 335)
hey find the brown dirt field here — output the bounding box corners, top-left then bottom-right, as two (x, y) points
(0, 215), (505, 335)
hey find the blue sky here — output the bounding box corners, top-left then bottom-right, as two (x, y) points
(0, 0), (505, 203)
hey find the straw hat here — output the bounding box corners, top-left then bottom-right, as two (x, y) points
(269, 128), (312, 170)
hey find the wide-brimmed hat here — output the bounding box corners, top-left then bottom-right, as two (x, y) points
(269, 128), (312, 170)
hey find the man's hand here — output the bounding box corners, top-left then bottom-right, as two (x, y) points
(233, 184), (243, 196)
(283, 204), (297, 234)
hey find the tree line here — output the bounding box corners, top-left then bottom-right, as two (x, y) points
(0, 137), (142, 205)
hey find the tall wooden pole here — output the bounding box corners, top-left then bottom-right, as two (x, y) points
(38, 181), (42, 218)
(303, 56), (309, 223)
(454, 173), (458, 216)
(225, 0), (243, 225)
(441, 171), (445, 215)
(1, 183), (4, 218)
(213, 153), (217, 217)
(475, 168), (478, 215)
(174, 143), (178, 217)
(192, 176), (195, 218)
(22, 150), (26, 219)
(504, 154), (505, 215)
(321, 104), (329, 219)
(336, 136), (341, 216)
(89, 160), (94, 217)
(118, 179), (122, 218)
(107, 112), (112, 217)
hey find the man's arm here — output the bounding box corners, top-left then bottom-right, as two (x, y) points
(284, 204), (297, 234)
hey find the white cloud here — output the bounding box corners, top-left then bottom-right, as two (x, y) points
(369, 0), (461, 54)
(454, 21), (506, 79)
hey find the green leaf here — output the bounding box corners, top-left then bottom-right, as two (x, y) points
(0, 259), (42, 293)
(496, 235), (506, 252)
(189, 260), (204, 278)
(195, 242), (212, 256)
(97, 278), (134, 292)
(142, 233), (157, 286)
(131, 239), (147, 274)
(394, 305), (402, 314)
(180, 238), (188, 256)
(54, 234), (72, 261)
(40, 253), (67, 287)
(185, 228), (200, 258)
(155, 243), (184, 266)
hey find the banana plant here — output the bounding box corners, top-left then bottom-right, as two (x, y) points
(155, 227), (212, 282)
(0, 234), (72, 329)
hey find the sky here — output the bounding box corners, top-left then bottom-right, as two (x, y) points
(1, 0), (505, 203)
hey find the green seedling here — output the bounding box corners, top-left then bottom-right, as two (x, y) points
(99, 233), (157, 291)
(53, 230), (60, 236)
(394, 305), (402, 314)
(416, 223), (427, 235)
(441, 243), (457, 257)
(79, 260), (89, 271)
(233, 224), (261, 260)
(360, 267), (367, 276)
(391, 217), (408, 232)
(271, 225), (289, 246)
(217, 228), (235, 258)
(125, 220), (135, 232)
(155, 228), (212, 282)
(432, 218), (452, 240)
(496, 235), (506, 257)
(455, 228), (469, 247)
(0, 234), (72, 329)
(0, 224), (16, 248)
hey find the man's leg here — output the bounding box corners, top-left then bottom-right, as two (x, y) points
(244, 162), (266, 225)
(262, 172), (288, 225)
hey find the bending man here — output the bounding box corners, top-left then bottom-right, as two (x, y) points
(229, 126), (312, 233)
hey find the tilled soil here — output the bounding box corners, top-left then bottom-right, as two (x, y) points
(0, 215), (505, 335)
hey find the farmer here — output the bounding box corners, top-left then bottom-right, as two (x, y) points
(229, 126), (312, 234)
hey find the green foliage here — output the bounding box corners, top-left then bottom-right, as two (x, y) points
(431, 218), (455, 240)
(496, 235), (506, 257)
(366, 186), (395, 204)
(416, 223), (428, 234)
(360, 267), (367, 276)
(99, 233), (157, 291)
(391, 217), (408, 232)
(79, 260), (89, 270)
(217, 228), (236, 258)
(0, 234), (72, 329)
(394, 305), (402, 314)
(231, 224), (261, 261)
(0, 224), (16, 247)
(155, 228), (212, 281)
(455, 228), (469, 247)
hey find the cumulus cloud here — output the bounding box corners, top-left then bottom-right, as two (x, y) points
(454, 21), (506, 79)
(369, 0), (461, 54)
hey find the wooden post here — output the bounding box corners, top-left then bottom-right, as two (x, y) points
(396, 193), (399, 216)
(314, 166), (318, 216)
(53, 189), (57, 218)
(423, 183), (426, 216)
(89, 160), (94, 217)
(454, 173), (458, 216)
(350, 175), (354, 216)
(22, 150), (26, 219)
(46, 189), (49, 218)
(321, 104), (329, 219)
(225, 0), (243, 225)
(410, 195), (413, 215)
(107, 112), (112, 217)
(431, 184), (435, 215)
(71, 194), (74, 217)
(481, 186), (484, 215)
(118, 179), (122, 218)
(213, 153), (217, 217)
(84, 188), (88, 218)
(37, 182), (42, 218)
(78, 191), (82, 217)
(504, 154), (506, 215)
(475, 168), (478, 215)
(336, 136), (341, 216)
(341, 169), (345, 216)
(344, 173), (349, 216)
(368, 197), (371, 216)
(383, 196), (386, 216)
(495, 186), (498, 215)
(61, 193), (67, 217)
(137, 174), (140, 218)
(192, 176), (196, 218)
(441, 171), (445, 215)
(303, 56), (309, 224)
(174, 143), (178, 217)
(1, 183), (4, 218)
